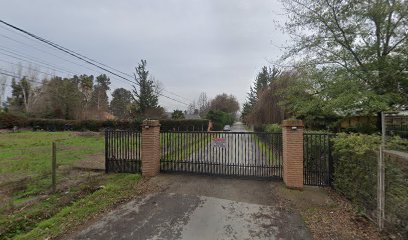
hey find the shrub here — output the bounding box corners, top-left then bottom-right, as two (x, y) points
(0, 113), (28, 129)
(263, 124), (282, 133)
(160, 119), (209, 131)
(332, 133), (408, 231)
(1, 117), (209, 132)
(332, 133), (380, 217)
(343, 122), (378, 134)
(206, 110), (234, 131)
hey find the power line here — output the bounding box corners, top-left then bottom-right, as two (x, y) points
(0, 70), (44, 85)
(0, 19), (137, 85)
(0, 19), (189, 106)
(0, 51), (74, 77)
(163, 89), (193, 102)
(0, 32), (134, 87)
(0, 45), (78, 75)
(0, 58), (58, 77)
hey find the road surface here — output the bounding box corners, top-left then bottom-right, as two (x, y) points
(72, 174), (311, 240)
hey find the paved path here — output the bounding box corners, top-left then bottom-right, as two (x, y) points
(72, 175), (311, 240)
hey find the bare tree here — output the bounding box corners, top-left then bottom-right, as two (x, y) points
(197, 92), (210, 117)
(0, 75), (6, 108)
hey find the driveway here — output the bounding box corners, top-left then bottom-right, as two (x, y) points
(72, 174), (311, 240)
(169, 122), (282, 177)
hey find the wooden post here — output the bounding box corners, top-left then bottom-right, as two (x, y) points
(52, 142), (56, 192)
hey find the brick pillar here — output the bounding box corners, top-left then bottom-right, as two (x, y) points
(282, 119), (304, 189)
(141, 120), (161, 177)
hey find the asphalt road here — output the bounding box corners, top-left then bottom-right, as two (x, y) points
(72, 174), (311, 240)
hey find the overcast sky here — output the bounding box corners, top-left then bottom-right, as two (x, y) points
(0, 0), (288, 111)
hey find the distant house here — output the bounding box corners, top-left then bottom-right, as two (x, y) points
(184, 114), (201, 120)
(164, 112), (201, 120)
(339, 111), (408, 130)
(86, 111), (116, 120)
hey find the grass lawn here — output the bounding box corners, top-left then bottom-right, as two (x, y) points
(160, 132), (214, 161)
(0, 131), (142, 239)
(253, 133), (282, 166)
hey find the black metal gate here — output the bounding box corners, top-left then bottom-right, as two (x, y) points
(105, 130), (141, 173)
(303, 133), (335, 186)
(160, 131), (283, 179)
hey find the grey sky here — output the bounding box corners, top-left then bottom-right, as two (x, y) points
(0, 0), (288, 111)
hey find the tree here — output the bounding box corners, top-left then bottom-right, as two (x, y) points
(110, 88), (133, 119)
(197, 92), (210, 117)
(132, 60), (160, 117)
(90, 74), (111, 112)
(31, 76), (83, 119)
(206, 110), (235, 131)
(209, 93), (240, 114)
(171, 109), (185, 119)
(241, 66), (280, 121)
(246, 71), (294, 125)
(8, 77), (32, 113)
(281, 0), (408, 113)
(77, 74), (94, 119)
(0, 75), (6, 111)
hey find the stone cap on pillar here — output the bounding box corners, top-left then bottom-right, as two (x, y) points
(282, 119), (304, 128)
(141, 119), (161, 128)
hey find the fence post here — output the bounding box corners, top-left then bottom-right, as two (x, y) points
(282, 119), (304, 189)
(141, 120), (161, 177)
(52, 142), (56, 192)
(377, 145), (385, 230)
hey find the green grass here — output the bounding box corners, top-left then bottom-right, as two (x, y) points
(0, 131), (104, 177)
(0, 131), (142, 239)
(15, 174), (141, 240)
(253, 134), (280, 165)
(160, 132), (213, 160)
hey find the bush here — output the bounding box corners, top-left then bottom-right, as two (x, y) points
(27, 119), (143, 131)
(264, 124), (282, 133)
(206, 110), (234, 131)
(332, 133), (408, 233)
(160, 119), (209, 131)
(343, 122), (378, 134)
(332, 133), (380, 217)
(0, 113), (28, 129)
(1, 117), (209, 132)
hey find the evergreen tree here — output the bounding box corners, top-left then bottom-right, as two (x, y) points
(171, 110), (185, 119)
(132, 60), (159, 117)
(110, 88), (133, 119)
(241, 66), (280, 121)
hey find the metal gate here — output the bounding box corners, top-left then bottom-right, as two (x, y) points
(160, 131), (283, 179)
(303, 133), (335, 186)
(105, 130), (141, 173)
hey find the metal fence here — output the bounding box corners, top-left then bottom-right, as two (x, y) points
(160, 131), (283, 179)
(303, 133), (335, 186)
(105, 130), (141, 173)
(382, 150), (408, 237)
(385, 114), (408, 139)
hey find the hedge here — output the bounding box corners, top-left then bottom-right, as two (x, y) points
(160, 119), (209, 131)
(332, 133), (408, 237)
(0, 113), (209, 132)
(29, 119), (142, 131)
(0, 112), (28, 129)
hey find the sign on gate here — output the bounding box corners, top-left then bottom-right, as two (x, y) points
(212, 137), (226, 148)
